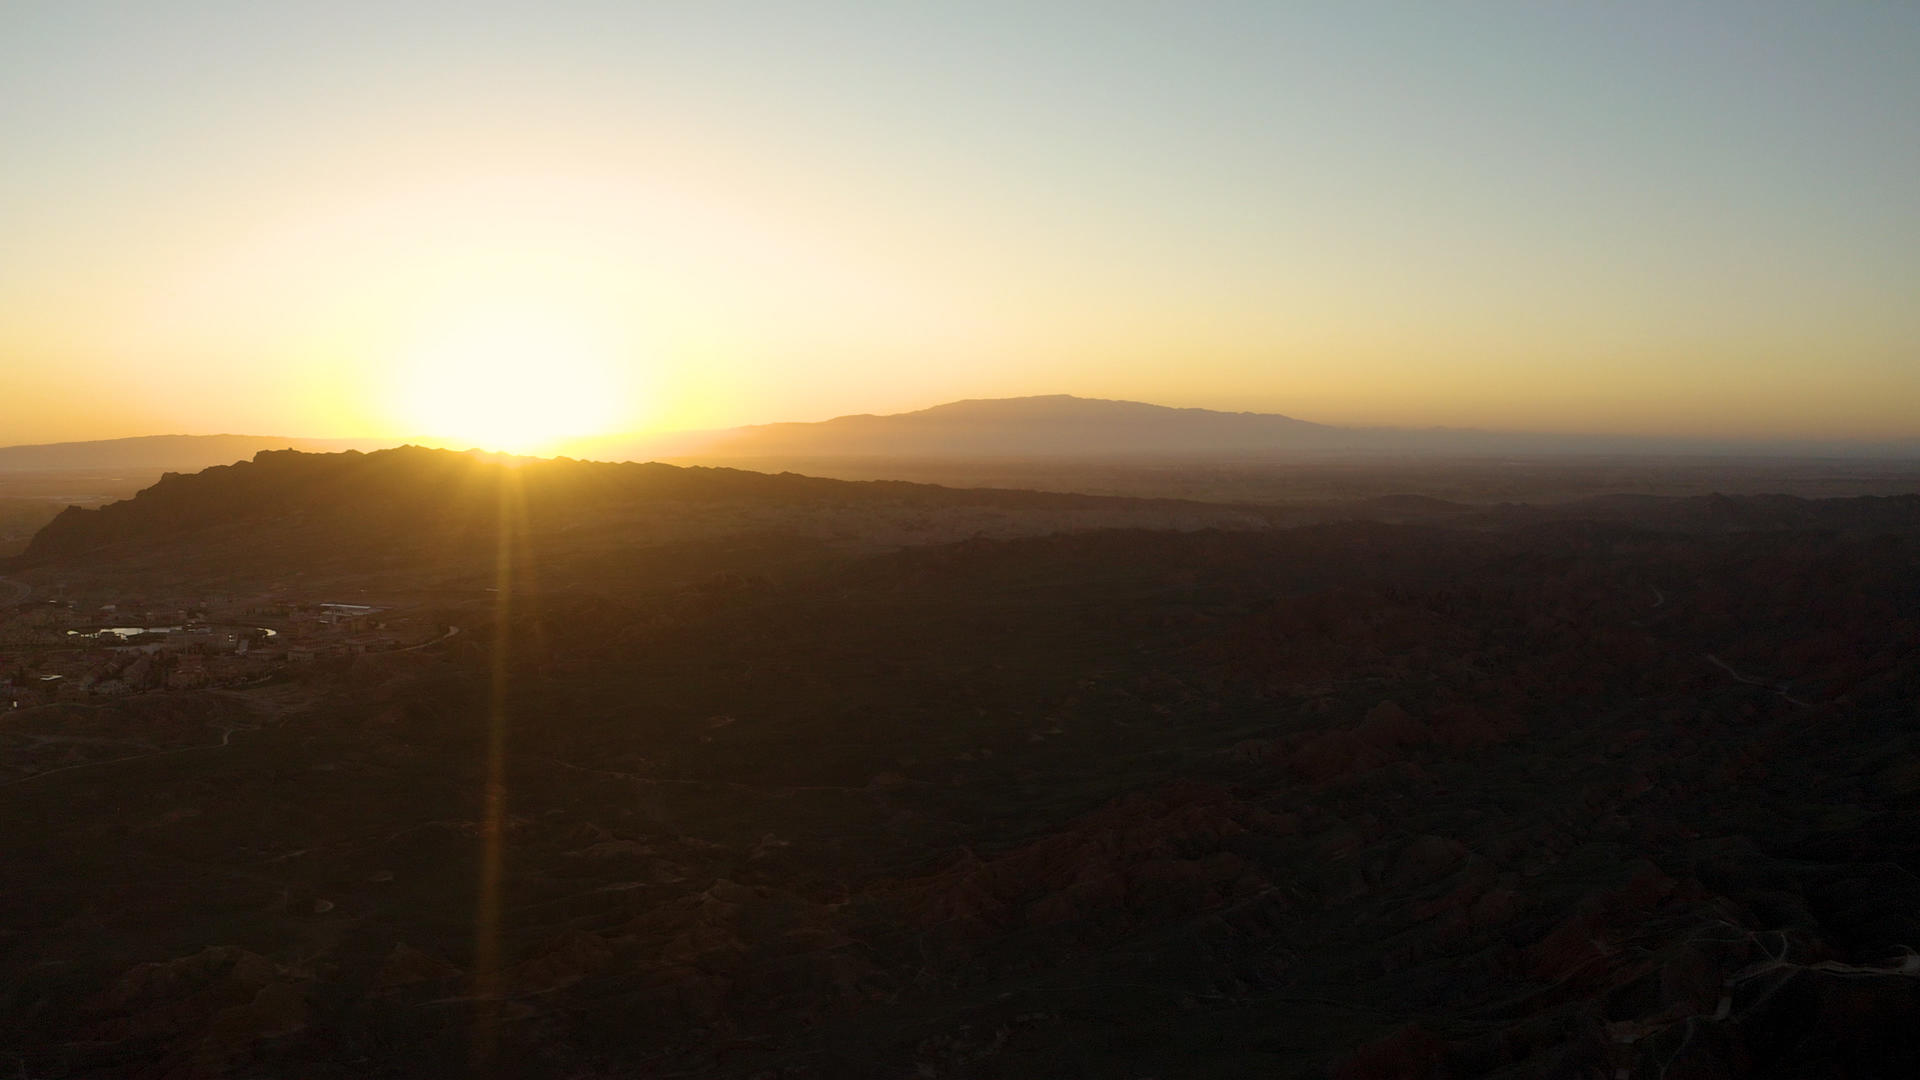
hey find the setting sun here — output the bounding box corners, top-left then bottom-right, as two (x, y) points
(7, 5), (1920, 1077)
(392, 309), (630, 455)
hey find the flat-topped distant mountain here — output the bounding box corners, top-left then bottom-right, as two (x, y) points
(594, 395), (1920, 463)
(692, 395), (1335, 457)
(595, 395), (1338, 461)
(0, 434), (395, 473)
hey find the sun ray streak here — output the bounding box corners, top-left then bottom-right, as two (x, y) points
(470, 464), (528, 1071)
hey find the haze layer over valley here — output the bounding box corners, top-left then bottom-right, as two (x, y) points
(8, 397), (1918, 561)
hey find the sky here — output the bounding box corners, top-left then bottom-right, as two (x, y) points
(3, 1), (1917, 453)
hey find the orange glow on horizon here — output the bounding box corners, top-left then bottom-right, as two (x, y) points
(2, 6), (1917, 447)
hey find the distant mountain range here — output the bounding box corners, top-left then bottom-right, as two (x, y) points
(0, 434), (393, 473)
(588, 395), (1920, 462)
(6, 397), (1919, 474)
(616, 395), (1335, 459)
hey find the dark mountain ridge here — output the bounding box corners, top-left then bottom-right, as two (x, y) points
(19, 446), (1920, 575)
(12, 446), (1259, 567)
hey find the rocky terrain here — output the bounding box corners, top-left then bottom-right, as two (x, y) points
(2, 450), (1918, 1077)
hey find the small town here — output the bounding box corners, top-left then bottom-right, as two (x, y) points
(2, 593), (447, 709)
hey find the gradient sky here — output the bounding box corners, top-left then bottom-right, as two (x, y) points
(3, 1), (1917, 450)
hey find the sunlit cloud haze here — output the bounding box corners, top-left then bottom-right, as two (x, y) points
(3, 2), (1917, 452)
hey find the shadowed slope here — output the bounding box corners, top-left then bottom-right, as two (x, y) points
(14, 446), (1271, 570)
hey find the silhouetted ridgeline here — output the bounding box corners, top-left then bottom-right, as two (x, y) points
(20, 446), (1920, 570)
(15, 446), (1235, 562)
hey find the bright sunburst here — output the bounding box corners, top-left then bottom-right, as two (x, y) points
(393, 308), (626, 455)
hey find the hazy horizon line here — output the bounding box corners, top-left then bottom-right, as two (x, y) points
(4, 392), (1919, 461)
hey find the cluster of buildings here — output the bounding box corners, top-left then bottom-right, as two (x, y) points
(3, 596), (435, 710)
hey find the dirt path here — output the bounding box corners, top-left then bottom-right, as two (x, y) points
(0, 722), (243, 788)
(1704, 653), (1817, 708)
